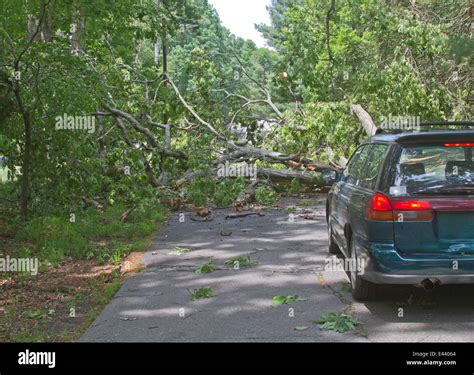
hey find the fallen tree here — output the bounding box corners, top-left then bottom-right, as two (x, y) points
(96, 67), (377, 202)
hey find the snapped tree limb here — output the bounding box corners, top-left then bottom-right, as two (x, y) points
(350, 104), (378, 136)
(103, 104), (186, 159)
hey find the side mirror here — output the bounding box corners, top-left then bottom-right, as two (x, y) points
(322, 169), (337, 184)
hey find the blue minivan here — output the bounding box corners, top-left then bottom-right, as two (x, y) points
(324, 123), (474, 300)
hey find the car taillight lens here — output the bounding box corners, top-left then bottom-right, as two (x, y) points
(392, 200), (431, 210)
(371, 193), (392, 211)
(366, 193), (433, 221)
(444, 143), (474, 147)
(366, 193), (393, 221)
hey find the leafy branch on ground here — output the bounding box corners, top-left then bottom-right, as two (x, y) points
(190, 287), (215, 301)
(272, 295), (308, 306)
(312, 312), (359, 333)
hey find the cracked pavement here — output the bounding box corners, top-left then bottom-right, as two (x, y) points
(80, 197), (474, 342)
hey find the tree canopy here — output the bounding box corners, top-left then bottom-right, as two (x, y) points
(0, 0), (471, 218)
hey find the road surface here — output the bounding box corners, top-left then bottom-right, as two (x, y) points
(81, 197), (474, 342)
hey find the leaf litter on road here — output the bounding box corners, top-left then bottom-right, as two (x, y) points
(168, 246), (193, 256)
(272, 295), (307, 306)
(312, 312), (359, 333)
(190, 287), (215, 301)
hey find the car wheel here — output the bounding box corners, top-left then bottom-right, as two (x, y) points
(349, 238), (377, 301)
(327, 216), (340, 255)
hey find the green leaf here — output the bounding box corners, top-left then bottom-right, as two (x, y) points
(195, 260), (216, 274)
(190, 287), (215, 301)
(168, 247), (193, 256)
(294, 326), (309, 331)
(272, 295), (307, 305)
(313, 313), (359, 334)
(24, 309), (47, 320)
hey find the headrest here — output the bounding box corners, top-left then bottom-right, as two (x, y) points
(400, 163), (426, 178)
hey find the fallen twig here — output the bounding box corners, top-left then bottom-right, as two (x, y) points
(225, 212), (265, 220)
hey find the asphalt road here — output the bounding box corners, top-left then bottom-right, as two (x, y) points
(80, 197), (474, 342)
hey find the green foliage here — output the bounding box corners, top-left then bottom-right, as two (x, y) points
(185, 177), (247, 207)
(168, 246), (193, 256)
(294, 326), (309, 331)
(108, 243), (131, 265)
(340, 282), (352, 293)
(313, 313), (359, 333)
(1, 0), (471, 229)
(272, 295), (307, 306)
(185, 177), (216, 206)
(23, 309), (50, 320)
(195, 260), (216, 274)
(262, 0), (471, 157)
(190, 287), (215, 301)
(255, 187), (278, 205)
(286, 179), (304, 195)
(15, 217), (90, 263)
(296, 200), (311, 207)
(14, 204), (164, 265)
(213, 178), (246, 206)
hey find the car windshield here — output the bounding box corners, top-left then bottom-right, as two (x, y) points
(393, 144), (474, 195)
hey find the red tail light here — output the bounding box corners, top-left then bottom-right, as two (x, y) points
(392, 200), (431, 210)
(366, 193), (433, 221)
(370, 193), (392, 211)
(367, 193), (394, 221)
(444, 143), (474, 147)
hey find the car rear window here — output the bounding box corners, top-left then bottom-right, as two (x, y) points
(392, 144), (474, 195)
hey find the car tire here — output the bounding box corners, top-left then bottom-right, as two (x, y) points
(349, 238), (377, 301)
(327, 216), (341, 255)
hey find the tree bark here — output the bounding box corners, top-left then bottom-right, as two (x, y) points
(14, 90), (32, 217)
(81, 196), (104, 212)
(350, 104), (378, 136)
(71, 5), (85, 53)
(257, 168), (317, 183)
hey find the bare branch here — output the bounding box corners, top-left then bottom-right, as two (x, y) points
(350, 104), (378, 136)
(166, 74), (227, 141)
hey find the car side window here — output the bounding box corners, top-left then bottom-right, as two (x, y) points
(344, 145), (372, 186)
(360, 144), (389, 190)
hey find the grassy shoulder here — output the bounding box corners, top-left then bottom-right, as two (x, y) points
(0, 203), (167, 342)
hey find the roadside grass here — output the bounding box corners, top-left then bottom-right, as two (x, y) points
(0, 203), (167, 342)
(0, 273), (123, 343)
(13, 204), (166, 265)
(340, 281), (352, 293)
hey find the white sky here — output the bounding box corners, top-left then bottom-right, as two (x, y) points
(208, 0), (272, 48)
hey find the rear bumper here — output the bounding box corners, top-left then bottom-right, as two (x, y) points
(362, 272), (474, 285)
(355, 239), (474, 285)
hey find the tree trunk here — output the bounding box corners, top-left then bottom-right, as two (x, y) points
(12, 80), (32, 217)
(161, 33), (170, 185)
(71, 5), (85, 53)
